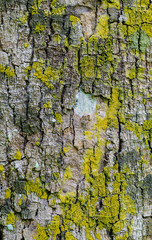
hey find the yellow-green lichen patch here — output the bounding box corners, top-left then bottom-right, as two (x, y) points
(18, 199), (22, 206)
(124, 121), (143, 139)
(23, 43), (29, 48)
(5, 211), (16, 227)
(31, 61), (62, 89)
(43, 100), (51, 109)
(46, 215), (60, 240)
(80, 56), (96, 79)
(95, 14), (109, 39)
(5, 188), (11, 199)
(34, 22), (46, 33)
(0, 164), (4, 172)
(102, 0), (120, 9)
(143, 119), (152, 131)
(53, 163), (136, 239)
(126, 67), (136, 80)
(64, 166), (73, 180)
(13, 150), (22, 160)
(70, 15), (81, 26)
(63, 144), (71, 154)
(53, 35), (61, 44)
(124, 4), (152, 39)
(65, 232), (77, 240)
(25, 178), (47, 199)
(0, 64), (15, 78)
(82, 108), (107, 179)
(18, 12), (29, 24)
(33, 224), (48, 240)
(30, 0), (43, 15)
(46, 98), (136, 238)
(51, 0), (65, 15)
(107, 88), (121, 128)
(55, 113), (63, 123)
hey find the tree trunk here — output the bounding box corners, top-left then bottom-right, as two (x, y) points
(0, 0), (152, 239)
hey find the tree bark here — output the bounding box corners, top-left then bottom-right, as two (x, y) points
(0, 0), (152, 239)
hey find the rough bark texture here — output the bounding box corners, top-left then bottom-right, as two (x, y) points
(0, 0), (152, 239)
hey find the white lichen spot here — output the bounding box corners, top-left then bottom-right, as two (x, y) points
(74, 90), (96, 117)
(52, 118), (56, 123)
(7, 224), (13, 231)
(35, 162), (39, 169)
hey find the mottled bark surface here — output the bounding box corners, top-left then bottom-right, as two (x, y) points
(0, 0), (152, 239)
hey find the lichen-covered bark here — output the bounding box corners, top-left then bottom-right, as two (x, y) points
(0, 0), (152, 239)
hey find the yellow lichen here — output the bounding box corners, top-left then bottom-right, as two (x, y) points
(126, 67), (136, 80)
(46, 215), (60, 240)
(18, 12), (29, 24)
(25, 178), (47, 199)
(5, 188), (11, 199)
(0, 164), (4, 172)
(95, 15), (109, 39)
(5, 211), (16, 227)
(55, 113), (63, 123)
(32, 61), (61, 89)
(0, 64), (15, 78)
(13, 150), (22, 160)
(33, 224), (48, 240)
(51, 0), (65, 15)
(30, 0), (43, 15)
(53, 35), (61, 44)
(43, 101), (51, 109)
(18, 199), (22, 206)
(65, 231), (76, 240)
(34, 22), (46, 33)
(80, 56), (96, 78)
(70, 15), (81, 26)
(64, 166), (73, 180)
(23, 43), (29, 48)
